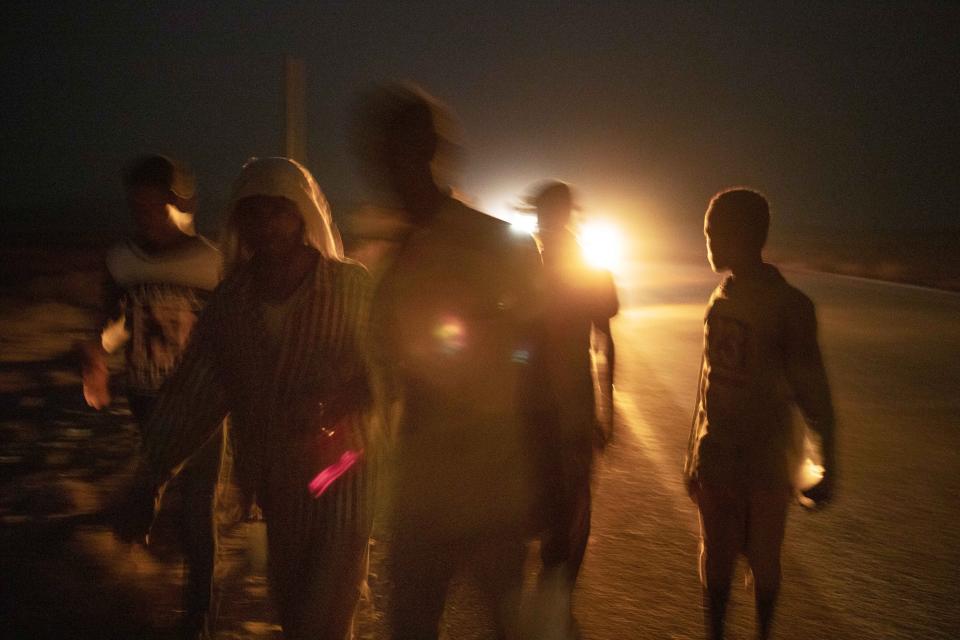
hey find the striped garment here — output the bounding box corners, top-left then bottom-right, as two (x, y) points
(142, 253), (376, 544)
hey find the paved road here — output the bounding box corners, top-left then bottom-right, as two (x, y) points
(2, 266), (958, 639)
(572, 265), (960, 640)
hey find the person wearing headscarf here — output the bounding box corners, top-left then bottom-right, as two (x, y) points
(119, 157), (376, 639)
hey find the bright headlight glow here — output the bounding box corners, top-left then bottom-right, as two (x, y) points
(509, 212), (538, 234)
(578, 220), (624, 272)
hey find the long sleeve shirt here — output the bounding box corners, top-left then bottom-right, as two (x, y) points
(141, 257), (374, 522)
(539, 230), (619, 443)
(685, 264), (835, 490)
(370, 197), (546, 538)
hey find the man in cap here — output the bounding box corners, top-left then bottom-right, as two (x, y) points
(528, 180), (618, 638)
(77, 154), (223, 638)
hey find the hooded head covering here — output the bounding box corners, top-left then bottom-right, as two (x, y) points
(222, 157), (343, 274)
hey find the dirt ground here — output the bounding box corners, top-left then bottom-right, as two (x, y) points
(0, 289), (281, 639)
(0, 263), (400, 638)
(0, 263), (487, 640)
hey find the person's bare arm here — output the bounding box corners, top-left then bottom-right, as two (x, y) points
(76, 262), (126, 409)
(785, 295), (836, 506)
(590, 270), (619, 447)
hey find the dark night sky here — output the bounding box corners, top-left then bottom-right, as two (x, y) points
(3, 1), (958, 239)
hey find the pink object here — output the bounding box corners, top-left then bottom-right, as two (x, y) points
(308, 449), (364, 498)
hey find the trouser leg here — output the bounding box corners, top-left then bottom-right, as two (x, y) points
(697, 484), (746, 640)
(541, 439), (592, 581)
(565, 474), (592, 581)
(207, 426), (259, 634)
(744, 489), (790, 640)
(129, 393), (219, 622)
(266, 466), (370, 640)
(178, 429), (223, 627)
(473, 536), (527, 640)
(387, 526), (456, 640)
(269, 531), (368, 640)
(129, 392), (217, 637)
(536, 435), (591, 639)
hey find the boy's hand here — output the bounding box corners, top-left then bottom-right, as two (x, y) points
(800, 469), (834, 509)
(593, 417), (613, 451)
(74, 340), (112, 409)
(684, 474), (699, 504)
(82, 368), (112, 410)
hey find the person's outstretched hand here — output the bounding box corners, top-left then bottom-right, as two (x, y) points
(593, 417), (614, 451)
(800, 469), (834, 510)
(74, 340), (112, 409)
(684, 473), (699, 504)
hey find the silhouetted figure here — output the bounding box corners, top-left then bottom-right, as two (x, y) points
(529, 181), (618, 638)
(354, 84), (545, 640)
(117, 157), (375, 639)
(76, 154), (223, 639)
(684, 188), (836, 640)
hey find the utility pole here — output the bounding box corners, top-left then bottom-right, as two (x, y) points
(283, 56), (307, 164)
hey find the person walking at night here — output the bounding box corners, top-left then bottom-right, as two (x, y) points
(684, 188), (837, 640)
(116, 157), (377, 640)
(76, 154), (223, 639)
(528, 180), (618, 639)
(352, 84), (546, 640)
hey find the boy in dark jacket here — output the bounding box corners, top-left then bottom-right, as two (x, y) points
(685, 188), (836, 640)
